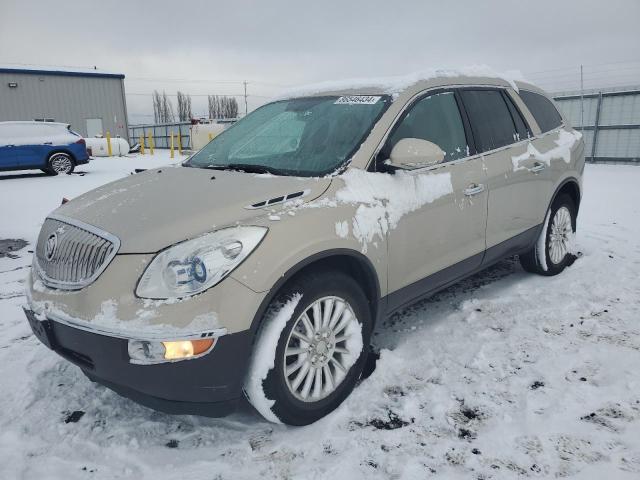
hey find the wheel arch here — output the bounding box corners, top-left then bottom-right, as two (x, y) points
(247, 249), (382, 343)
(550, 177), (581, 213)
(47, 148), (77, 163)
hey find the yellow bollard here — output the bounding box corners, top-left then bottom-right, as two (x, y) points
(147, 130), (154, 155)
(106, 131), (112, 156)
(208, 132), (213, 141)
(170, 132), (175, 159)
(140, 135), (145, 155)
(177, 131), (183, 155)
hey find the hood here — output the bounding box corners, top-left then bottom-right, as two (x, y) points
(55, 166), (332, 253)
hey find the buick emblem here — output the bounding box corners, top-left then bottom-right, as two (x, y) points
(45, 233), (58, 261)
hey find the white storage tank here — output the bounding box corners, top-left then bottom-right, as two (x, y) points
(190, 123), (226, 151)
(85, 136), (130, 156)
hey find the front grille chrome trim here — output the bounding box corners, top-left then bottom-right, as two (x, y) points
(34, 214), (121, 290)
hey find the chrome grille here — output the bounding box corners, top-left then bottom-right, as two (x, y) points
(34, 215), (120, 290)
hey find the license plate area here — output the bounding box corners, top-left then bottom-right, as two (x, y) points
(24, 308), (56, 350)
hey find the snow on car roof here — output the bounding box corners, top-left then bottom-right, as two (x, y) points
(278, 65), (528, 99)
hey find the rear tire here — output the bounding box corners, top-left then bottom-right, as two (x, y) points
(244, 270), (372, 426)
(46, 152), (75, 175)
(520, 194), (577, 276)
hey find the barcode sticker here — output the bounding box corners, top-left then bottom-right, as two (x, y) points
(334, 96), (381, 105)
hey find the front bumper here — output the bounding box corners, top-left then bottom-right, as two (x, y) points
(24, 307), (253, 416)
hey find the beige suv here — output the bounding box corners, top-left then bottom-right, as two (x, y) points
(24, 73), (585, 425)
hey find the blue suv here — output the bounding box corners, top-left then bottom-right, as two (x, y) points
(0, 121), (90, 175)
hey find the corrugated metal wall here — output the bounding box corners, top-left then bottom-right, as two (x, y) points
(554, 86), (640, 162)
(0, 71), (129, 141)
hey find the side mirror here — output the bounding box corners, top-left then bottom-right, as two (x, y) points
(388, 138), (445, 170)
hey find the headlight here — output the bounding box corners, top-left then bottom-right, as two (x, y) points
(136, 226), (267, 299)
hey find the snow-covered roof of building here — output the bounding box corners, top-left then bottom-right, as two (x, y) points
(0, 64), (124, 79)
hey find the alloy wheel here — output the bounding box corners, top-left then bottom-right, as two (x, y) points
(283, 296), (361, 402)
(548, 206), (573, 265)
(50, 154), (73, 174)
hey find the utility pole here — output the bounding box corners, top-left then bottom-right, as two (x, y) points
(243, 81), (248, 116)
(580, 65), (584, 132)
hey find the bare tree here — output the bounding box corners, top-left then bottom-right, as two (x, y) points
(152, 91), (161, 123)
(152, 90), (175, 123)
(207, 95), (239, 119)
(176, 91), (192, 121)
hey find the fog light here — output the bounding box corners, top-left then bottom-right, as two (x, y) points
(163, 339), (214, 360)
(128, 338), (215, 364)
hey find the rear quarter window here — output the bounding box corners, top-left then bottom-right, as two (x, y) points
(518, 90), (563, 133)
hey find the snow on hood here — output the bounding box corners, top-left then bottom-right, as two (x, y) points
(512, 129), (583, 172)
(279, 65), (526, 99)
(53, 166), (332, 253)
(332, 169), (453, 252)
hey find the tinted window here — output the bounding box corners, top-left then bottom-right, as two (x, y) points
(385, 91), (468, 162)
(459, 90), (518, 152)
(518, 90), (563, 133)
(503, 92), (531, 141)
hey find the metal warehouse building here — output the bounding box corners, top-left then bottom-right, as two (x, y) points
(554, 85), (640, 163)
(0, 66), (129, 141)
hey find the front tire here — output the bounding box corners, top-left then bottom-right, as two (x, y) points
(46, 152), (75, 175)
(244, 270), (372, 426)
(520, 194), (577, 276)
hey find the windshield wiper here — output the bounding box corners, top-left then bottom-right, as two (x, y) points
(203, 163), (286, 176)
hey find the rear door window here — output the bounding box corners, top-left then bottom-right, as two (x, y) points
(384, 91), (468, 162)
(459, 89), (518, 152)
(518, 90), (563, 133)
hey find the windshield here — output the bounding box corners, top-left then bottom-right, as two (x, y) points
(186, 95), (390, 176)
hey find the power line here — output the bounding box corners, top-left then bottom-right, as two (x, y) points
(127, 77), (246, 84)
(525, 58), (640, 76)
(126, 92), (273, 98)
(126, 77), (292, 88)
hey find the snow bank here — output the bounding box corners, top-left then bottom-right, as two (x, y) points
(244, 293), (302, 424)
(335, 169), (452, 250)
(279, 65), (526, 99)
(512, 129), (582, 172)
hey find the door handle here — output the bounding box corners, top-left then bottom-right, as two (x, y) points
(528, 162), (546, 173)
(44, 142), (53, 145)
(464, 183), (485, 196)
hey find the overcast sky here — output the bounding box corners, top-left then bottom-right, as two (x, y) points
(2, 0), (639, 123)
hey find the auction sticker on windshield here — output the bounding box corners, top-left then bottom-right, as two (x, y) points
(334, 95), (381, 105)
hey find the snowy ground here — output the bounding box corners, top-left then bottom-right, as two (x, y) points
(1, 154), (639, 479)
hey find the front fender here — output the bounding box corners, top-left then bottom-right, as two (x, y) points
(230, 199), (387, 298)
